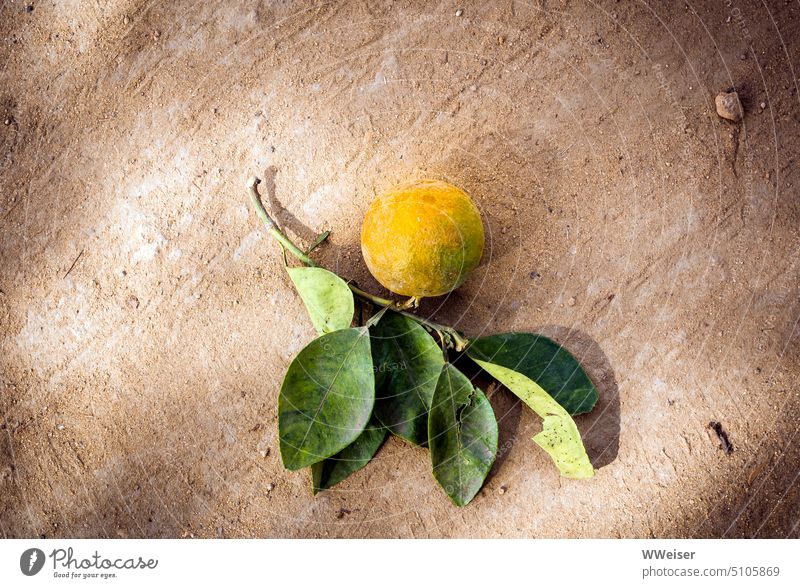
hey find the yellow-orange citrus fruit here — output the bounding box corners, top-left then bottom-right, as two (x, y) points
(360, 179), (484, 298)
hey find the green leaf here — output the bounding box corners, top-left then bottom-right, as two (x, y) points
(279, 328), (374, 470)
(370, 311), (445, 445)
(429, 364), (498, 507)
(467, 333), (598, 414)
(467, 355), (594, 479)
(286, 266), (354, 335)
(311, 417), (387, 494)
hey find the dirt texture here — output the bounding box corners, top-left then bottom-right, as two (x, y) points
(1, 0), (799, 538)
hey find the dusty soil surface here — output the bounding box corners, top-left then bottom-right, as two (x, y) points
(1, 0), (799, 538)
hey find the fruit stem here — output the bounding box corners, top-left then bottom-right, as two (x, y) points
(248, 177), (469, 352)
(397, 296), (421, 309)
(349, 285), (467, 350)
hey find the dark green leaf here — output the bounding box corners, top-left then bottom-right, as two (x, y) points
(279, 328), (374, 470)
(467, 333), (598, 414)
(429, 364), (498, 507)
(370, 311), (444, 445)
(286, 266), (354, 335)
(312, 417), (387, 493)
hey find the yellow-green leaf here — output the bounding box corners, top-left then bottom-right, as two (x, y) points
(468, 358), (594, 479)
(286, 266), (354, 334)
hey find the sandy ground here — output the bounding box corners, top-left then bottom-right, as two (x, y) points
(1, 0), (799, 538)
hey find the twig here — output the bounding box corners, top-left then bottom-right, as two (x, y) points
(708, 421), (734, 455)
(63, 249), (84, 279)
(248, 177), (315, 267)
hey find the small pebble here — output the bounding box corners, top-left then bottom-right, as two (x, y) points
(760, 101), (766, 109)
(740, 52), (747, 60)
(153, 30), (161, 40)
(123, 15), (130, 25)
(715, 91), (743, 122)
(567, 296), (576, 306)
(126, 294), (140, 309)
(455, 9), (463, 17)
(56, 424), (65, 431)
(499, 485), (508, 495)
(3, 118), (10, 125)
(266, 482), (275, 492)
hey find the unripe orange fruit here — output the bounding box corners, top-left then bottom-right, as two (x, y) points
(360, 179), (484, 298)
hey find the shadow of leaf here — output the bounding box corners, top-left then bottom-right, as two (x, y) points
(535, 326), (620, 470)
